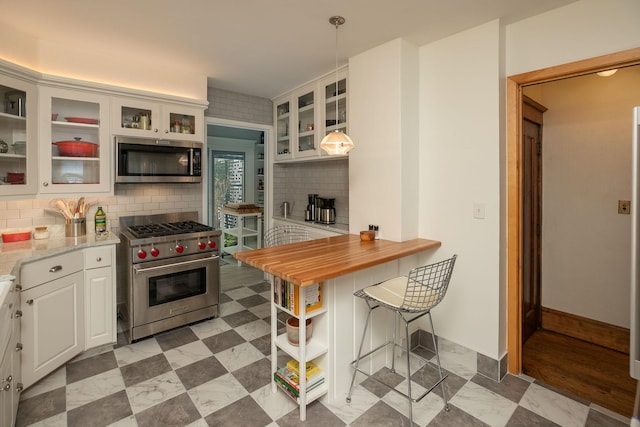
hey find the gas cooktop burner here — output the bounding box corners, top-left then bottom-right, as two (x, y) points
(127, 220), (213, 239)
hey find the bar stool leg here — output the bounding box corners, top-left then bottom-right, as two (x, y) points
(391, 310), (398, 372)
(402, 313), (414, 425)
(428, 311), (449, 411)
(347, 305), (374, 403)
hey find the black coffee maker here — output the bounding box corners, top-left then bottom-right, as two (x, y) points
(305, 194), (318, 221)
(315, 197), (336, 224)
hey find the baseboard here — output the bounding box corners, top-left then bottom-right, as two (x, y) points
(541, 307), (629, 354)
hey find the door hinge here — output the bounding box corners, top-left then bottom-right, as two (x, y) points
(536, 223), (541, 237)
(536, 142), (542, 155)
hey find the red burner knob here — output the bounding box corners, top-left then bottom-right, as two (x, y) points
(150, 247), (160, 257)
(137, 249), (147, 259)
(208, 240), (216, 249)
(198, 242), (206, 250)
(175, 244), (184, 254)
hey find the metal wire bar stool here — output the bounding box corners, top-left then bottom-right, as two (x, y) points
(263, 225), (310, 247)
(346, 255), (457, 425)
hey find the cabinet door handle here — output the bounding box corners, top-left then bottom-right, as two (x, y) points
(15, 383), (23, 393)
(1, 375), (11, 383)
(26, 299), (33, 305)
(49, 265), (62, 273)
(2, 384), (9, 391)
(14, 310), (22, 318)
(15, 343), (23, 352)
(96, 257), (102, 262)
(42, 182), (49, 187)
(15, 284), (21, 291)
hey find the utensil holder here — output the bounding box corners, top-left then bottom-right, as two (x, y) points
(65, 218), (86, 237)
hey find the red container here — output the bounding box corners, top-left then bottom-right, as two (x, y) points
(2, 230), (31, 243)
(6, 173), (24, 184)
(53, 140), (98, 157)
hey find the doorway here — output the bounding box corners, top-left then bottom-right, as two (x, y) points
(507, 46), (640, 374)
(206, 119), (271, 290)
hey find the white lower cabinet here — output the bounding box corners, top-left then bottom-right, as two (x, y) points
(20, 270), (84, 389)
(20, 244), (117, 389)
(84, 246), (116, 349)
(0, 281), (21, 427)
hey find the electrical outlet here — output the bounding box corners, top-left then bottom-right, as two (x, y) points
(618, 200), (631, 215)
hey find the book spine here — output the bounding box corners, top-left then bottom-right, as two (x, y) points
(274, 371), (300, 393)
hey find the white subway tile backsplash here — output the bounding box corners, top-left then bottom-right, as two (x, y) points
(0, 183), (204, 234)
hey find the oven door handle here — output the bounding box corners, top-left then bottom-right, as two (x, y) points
(133, 256), (218, 274)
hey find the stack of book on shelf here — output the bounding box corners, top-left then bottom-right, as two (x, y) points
(273, 277), (322, 315)
(273, 359), (325, 401)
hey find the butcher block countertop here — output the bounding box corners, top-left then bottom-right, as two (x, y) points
(234, 234), (441, 286)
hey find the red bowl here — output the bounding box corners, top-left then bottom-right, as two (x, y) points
(6, 172), (24, 184)
(53, 141), (98, 157)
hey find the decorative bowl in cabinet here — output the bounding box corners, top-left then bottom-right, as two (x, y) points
(53, 138), (98, 157)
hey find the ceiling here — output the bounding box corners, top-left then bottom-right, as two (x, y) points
(2, 0), (578, 99)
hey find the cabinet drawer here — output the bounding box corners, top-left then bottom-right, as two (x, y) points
(84, 246), (113, 270)
(20, 252), (83, 290)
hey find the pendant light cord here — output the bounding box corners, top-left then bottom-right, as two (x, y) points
(334, 20), (339, 125)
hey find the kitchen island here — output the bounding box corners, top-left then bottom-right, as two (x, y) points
(234, 234), (441, 420)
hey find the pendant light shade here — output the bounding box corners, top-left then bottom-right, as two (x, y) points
(320, 129), (355, 155)
(320, 15), (354, 155)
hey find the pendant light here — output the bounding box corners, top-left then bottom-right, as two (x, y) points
(320, 16), (355, 155)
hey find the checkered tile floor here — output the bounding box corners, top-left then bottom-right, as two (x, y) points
(15, 281), (630, 426)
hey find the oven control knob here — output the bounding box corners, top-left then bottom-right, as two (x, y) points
(137, 249), (147, 259)
(175, 244), (184, 254)
(198, 242), (206, 250)
(208, 240), (217, 249)
(150, 248), (160, 257)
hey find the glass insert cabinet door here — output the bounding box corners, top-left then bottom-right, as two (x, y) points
(50, 97), (101, 185)
(39, 86), (110, 193)
(276, 100), (290, 156)
(297, 90), (315, 154)
(0, 81), (33, 194)
(325, 78), (347, 134)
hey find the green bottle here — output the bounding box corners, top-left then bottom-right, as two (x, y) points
(95, 206), (106, 234)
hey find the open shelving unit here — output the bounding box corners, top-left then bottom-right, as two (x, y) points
(271, 280), (328, 420)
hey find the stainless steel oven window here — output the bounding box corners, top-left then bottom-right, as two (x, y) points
(148, 268), (207, 306)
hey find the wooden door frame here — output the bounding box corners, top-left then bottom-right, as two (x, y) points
(507, 47), (640, 374)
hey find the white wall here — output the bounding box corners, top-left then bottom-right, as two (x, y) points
(527, 67), (640, 328)
(419, 21), (503, 358)
(0, 22), (206, 100)
(506, 0), (640, 76)
(348, 39), (420, 241)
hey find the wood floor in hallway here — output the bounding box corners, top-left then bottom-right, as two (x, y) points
(522, 329), (635, 418)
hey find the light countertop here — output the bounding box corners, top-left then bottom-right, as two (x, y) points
(0, 226), (120, 277)
(272, 215), (349, 234)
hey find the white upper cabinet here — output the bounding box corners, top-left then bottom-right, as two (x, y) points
(0, 73), (38, 197)
(319, 70), (348, 159)
(272, 68), (348, 162)
(38, 86), (111, 195)
(111, 97), (203, 142)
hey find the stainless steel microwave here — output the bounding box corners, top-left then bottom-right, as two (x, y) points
(115, 136), (202, 183)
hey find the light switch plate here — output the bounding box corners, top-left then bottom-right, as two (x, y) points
(473, 203), (485, 219)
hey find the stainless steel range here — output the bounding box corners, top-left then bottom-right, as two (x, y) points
(117, 211), (221, 342)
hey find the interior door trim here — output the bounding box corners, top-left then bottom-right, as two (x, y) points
(506, 47), (640, 374)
